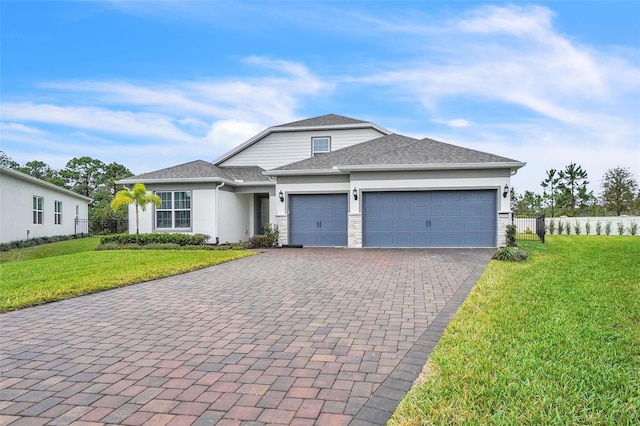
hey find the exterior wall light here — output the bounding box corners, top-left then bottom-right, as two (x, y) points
(352, 187), (358, 201)
(503, 184), (509, 198)
(279, 190), (284, 202)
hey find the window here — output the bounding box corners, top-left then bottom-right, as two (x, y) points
(54, 201), (63, 225)
(155, 191), (192, 229)
(33, 196), (44, 224)
(312, 137), (330, 156)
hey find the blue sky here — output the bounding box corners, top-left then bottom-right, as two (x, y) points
(2, 1), (639, 194)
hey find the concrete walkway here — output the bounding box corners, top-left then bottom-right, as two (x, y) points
(0, 248), (493, 425)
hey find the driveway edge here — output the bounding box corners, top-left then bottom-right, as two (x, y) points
(350, 259), (489, 425)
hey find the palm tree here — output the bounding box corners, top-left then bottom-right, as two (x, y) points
(111, 183), (161, 243)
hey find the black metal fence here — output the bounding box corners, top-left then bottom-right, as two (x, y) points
(75, 219), (128, 236)
(512, 214), (545, 243)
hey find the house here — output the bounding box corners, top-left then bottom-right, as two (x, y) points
(0, 167), (91, 244)
(119, 114), (525, 247)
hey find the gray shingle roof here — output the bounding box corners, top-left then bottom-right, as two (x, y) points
(122, 160), (270, 183)
(273, 134), (521, 171)
(277, 114), (369, 128)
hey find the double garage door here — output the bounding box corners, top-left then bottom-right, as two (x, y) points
(289, 190), (496, 247)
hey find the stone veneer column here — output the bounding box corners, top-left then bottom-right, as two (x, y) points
(348, 213), (362, 248)
(275, 214), (288, 246)
(497, 212), (511, 247)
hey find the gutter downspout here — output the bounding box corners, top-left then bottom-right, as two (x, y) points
(215, 182), (225, 245)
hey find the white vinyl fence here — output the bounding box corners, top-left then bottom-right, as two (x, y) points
(514, 216), (639, 236)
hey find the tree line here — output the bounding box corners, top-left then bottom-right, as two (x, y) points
(1, 151), (134, 223)
(512, 162), (639, 217)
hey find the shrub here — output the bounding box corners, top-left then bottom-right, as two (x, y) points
(248, 223), (280, 249)
(505, 224), (517, 247)
(558, 221), (565, 234)
(492, 246), (529, 262)
(585, 221), (591, 235)
(264, 223), (279, 247)
(524, 227), (533, 234)
(573, 222), (581, 235)
(605, 222), (612, 235)
(630, 221), (638, 236)
(99, 233), (211, 246)
(617, 222), (625, 236)
(595, 221), (602, 235)
(248, 235), (268, 248)
(565, 222), (571, 235)
(548, 220), (556, 235)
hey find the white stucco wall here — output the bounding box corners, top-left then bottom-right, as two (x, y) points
(218, 190), (251, 244)
(0, 169), (90, 244)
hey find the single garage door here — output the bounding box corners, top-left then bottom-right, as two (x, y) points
(289, 194), (348, 246)
(363, 190), (496, 247)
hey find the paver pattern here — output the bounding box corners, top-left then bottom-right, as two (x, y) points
(1, 248), (493, 425)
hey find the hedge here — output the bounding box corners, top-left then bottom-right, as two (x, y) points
(99, 233), (211, 246)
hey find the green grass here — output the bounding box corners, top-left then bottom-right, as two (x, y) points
(389, 236), (640, 425)
(0, 237), (102, 263)
(0, 238), (256, 312)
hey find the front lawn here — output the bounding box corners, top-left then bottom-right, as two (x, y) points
(390, 236), (640, 424)
(0, 239), (256, 312)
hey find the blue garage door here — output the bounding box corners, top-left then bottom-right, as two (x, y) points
(289, 194), (348, 246)
(363, 190), (496, 247)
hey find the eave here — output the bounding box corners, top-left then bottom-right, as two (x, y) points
(262, 168), (348, 177)
(116, 177), (274, 186)
(338, 162), (527, 172)
(263, 162), (526, 176)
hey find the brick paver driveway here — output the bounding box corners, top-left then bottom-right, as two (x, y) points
(1, 248), (493, 425)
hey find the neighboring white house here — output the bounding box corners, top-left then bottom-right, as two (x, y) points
(0, 167), (91, 244)
(119, 114), (526, 248)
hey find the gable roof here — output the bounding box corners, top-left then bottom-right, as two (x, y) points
(266, 134), (525, 175)
(118, 160), (271, 185)
(213, 113), (390, 166)
(0, 167), (93, 201)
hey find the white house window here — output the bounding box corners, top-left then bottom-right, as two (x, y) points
(312, 137), (331, 156)
(155, 191), (191, 229)
(33, 196), (44, 224)
(54, 201), (63, 225)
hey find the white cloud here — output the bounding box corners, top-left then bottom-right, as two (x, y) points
(0, 122), (44, 134)
(1, 103), (198, 143)
(433, 118), (471, 128)
(205, 120), (266, 152)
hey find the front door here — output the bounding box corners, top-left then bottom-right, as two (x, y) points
(255, 194), (269, 235)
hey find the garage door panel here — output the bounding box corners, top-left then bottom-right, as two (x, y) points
(363, 190), (496, 247)
(290, 194), (348, 247)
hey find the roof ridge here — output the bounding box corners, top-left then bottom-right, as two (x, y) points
(277, 113), (369, 127)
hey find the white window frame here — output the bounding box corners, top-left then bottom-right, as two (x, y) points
(54, 200), (63, 225)
(155, 191), (192, 230)
(312, 136), (331, 157)
(33, 196), (44, 225)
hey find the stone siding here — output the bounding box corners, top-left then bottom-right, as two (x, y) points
(348, 213), (362, 248)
